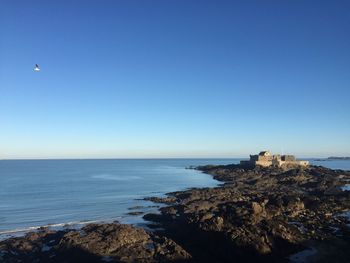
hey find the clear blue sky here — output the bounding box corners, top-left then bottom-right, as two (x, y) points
(1, 0), (349, 159)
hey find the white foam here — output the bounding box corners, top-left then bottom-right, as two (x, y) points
(0, 219), (101, 235)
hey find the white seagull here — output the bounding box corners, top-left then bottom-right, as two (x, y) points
(34, 64), (40, 71)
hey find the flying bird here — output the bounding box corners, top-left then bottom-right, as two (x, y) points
(34, 64), (40, 71)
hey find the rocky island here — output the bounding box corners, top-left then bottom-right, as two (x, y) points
(1, 152), (350, 262)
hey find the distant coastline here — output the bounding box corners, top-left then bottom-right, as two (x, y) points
(314, 157), (350, 161)
(327, 156), (350, 160)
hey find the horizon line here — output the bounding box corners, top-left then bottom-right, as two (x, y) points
(0, 156), (335, 161)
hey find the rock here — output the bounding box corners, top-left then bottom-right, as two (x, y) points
(0, 223), (191, 263)
(199, 213), (214, 222)
(126, 211), (144, 216)
(251, 202), (264, 214)
(143, 196), (177, 204)
(143, 165), (350, 262)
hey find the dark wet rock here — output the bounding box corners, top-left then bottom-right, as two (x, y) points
(126, 211), (144, 216)
(128, 206), (144, 210)
(144, 196), (177, 204)
(144, 165), (350, 262)
(0, 223), (191, 262)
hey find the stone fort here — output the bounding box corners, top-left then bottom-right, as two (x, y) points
(240, 151), (309, 168)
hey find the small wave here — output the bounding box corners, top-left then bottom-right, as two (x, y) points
(0, 219), (113, 235)
(91, 174), (141, 181)
(0, 204), (12, 208)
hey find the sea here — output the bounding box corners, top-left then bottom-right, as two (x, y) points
(0, 158), (349, 239)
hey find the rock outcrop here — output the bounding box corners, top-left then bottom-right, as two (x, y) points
(143, 165), (350, 262)
(0, 223), (191, 263)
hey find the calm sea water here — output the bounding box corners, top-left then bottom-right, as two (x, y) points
(0, 159), (234, 238)
(0, 158), (349, 239)
(310, 159), (350, 170)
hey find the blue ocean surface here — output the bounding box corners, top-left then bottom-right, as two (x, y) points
(0, 159), (235, 238)
(310, 159), (350, 171)
(0, 158), (349, 239)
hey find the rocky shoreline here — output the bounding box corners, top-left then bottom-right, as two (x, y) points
(1, 164), (350, 262)
(0, 223), (191, 262)
(143, 164), (350, 262)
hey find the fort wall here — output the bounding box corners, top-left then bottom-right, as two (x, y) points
(240, 151), (309, 168)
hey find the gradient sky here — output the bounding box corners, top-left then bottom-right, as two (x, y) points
(1, 0), (349, 159)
